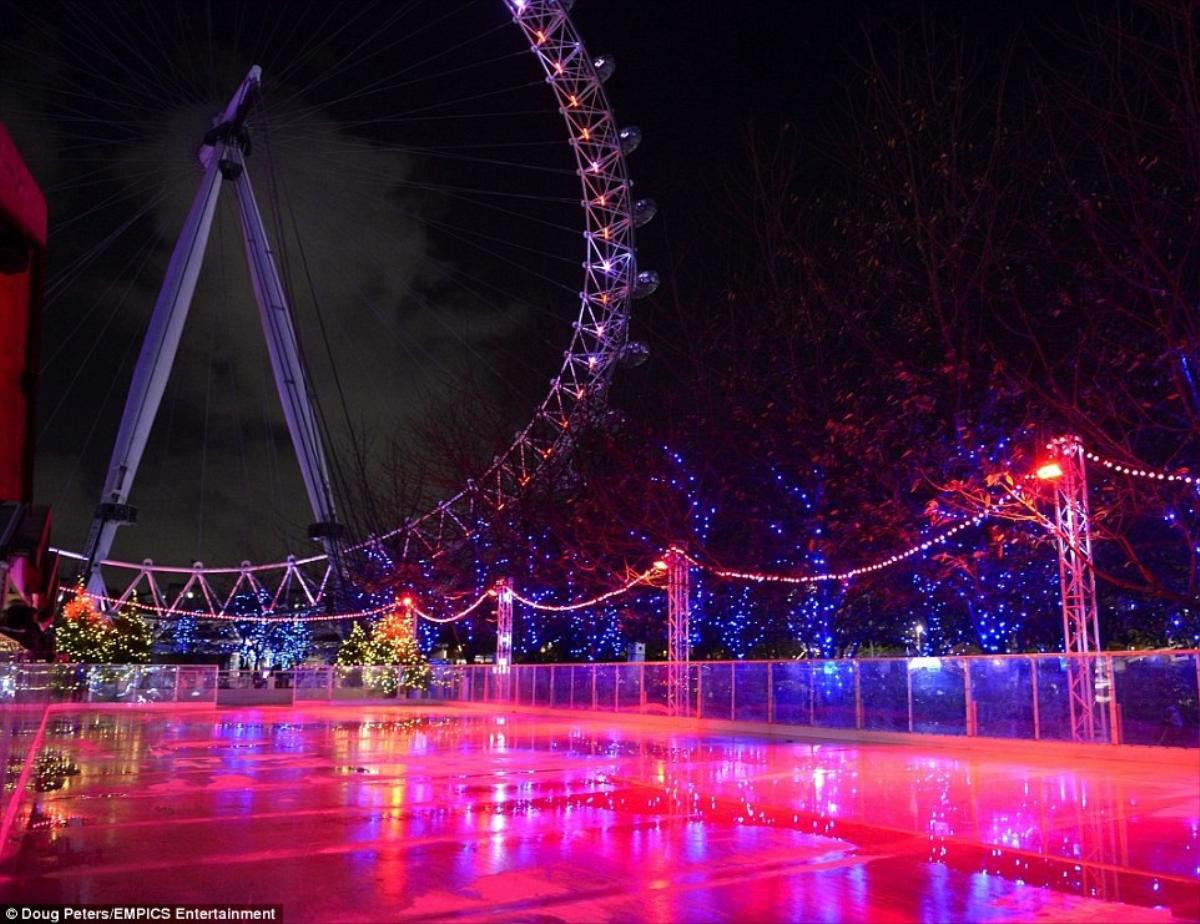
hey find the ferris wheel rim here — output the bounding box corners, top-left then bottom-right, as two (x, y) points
(75, 0), (640, 581)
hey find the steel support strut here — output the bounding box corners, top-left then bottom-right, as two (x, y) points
(81, 66), (341, 594)
(1046, 435), (1108, 742)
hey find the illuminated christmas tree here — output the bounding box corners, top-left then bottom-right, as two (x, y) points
(369, 607), (432, 693)
(56, 593), (115, 663)
(57, 592), (155, 664)
(110, 608), (153, 663)
(334, 606), (431, 695)
(335, 623), (371, 666)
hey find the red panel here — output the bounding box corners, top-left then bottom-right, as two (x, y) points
(0, 122), (45, 503)
(0, 124), (47, 247)
(0, 267), (34, 499)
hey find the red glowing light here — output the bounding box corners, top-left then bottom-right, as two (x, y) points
(1035, 462), (1064, 481)
(400, 595), (414, 608)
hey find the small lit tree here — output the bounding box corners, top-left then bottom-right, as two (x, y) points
(56, 594), (115, 663)
(335, 623), (371, 666)
(369, 610), (432, 693)
(334, 608), (431, 696)
(110, 608), (153, 663)
(57, 592), (155, 664)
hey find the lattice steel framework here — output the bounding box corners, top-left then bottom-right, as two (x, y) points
(665, 547), (690, 716)
(68, 0), (648, 613)
(1045, 436), (1108, 742)
(494, 578), (514, 700)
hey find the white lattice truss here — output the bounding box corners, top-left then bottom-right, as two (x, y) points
(63, 0), (641, 615)
(1046, 436), (1109, 742)
(665, 548), (690, 716)
(494, 578), (515, 698)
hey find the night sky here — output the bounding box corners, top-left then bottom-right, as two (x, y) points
(0, 0), (1092, 570)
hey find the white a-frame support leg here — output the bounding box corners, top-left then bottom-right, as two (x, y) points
(80, 156), (223, 595)
(81, 66), (341, 596)
(225, 144), (341, 549)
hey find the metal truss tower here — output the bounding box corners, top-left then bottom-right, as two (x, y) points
(80, 67), (342, 596)
(1044, 435), (1108, 742)
(494, 578), (514, 701)
(665, 547), (690, 716)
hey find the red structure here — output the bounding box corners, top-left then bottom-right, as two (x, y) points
(0, 123), (55, 655)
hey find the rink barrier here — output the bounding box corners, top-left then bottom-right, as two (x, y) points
(428, 650), (1200, 749)
(1, 650), (1197, 747)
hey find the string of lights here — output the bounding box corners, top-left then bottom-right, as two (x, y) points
(1083, 449), (1196, 486)
(412, 590), (495, 624)
(686, 513), (989, 585)
(71, 509), (1003, 624)
(510, 566), (665, 612)
(51, 547), (327, 573)
(76, 592), (397, 624)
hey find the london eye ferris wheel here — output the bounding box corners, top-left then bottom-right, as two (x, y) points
(5, 0), (657, 618)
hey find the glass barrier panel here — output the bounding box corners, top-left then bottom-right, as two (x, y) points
(572, 665), (594, 708)
(533, 666), (552, 706)
(1112, 652), (1199, 748)
(616, 664), (642, 712)
(594, 665), (617, 711)
(859, 659), (908, 732)
(136, 665), (178, 703)
(332, 666), (367, 700)
(1034, 657), (1074, 741)
(771, 661), (813, 726)
(177, 666), (218, 702)
(552, 664), (573, 707)
(733, 663), (769, 722)
(813, 660), (856, 728)
(686, 663), (702, 718)
(969, 657), (1035, 740)
(643, 664), (669, 714)
(910, 658), (967, 735)
(87, 666), (132, 703)
(295, 668), (329, 700)
(516, 666), (534, 705)
(698, 663), (733, 721)
(427, 666), (457, 700)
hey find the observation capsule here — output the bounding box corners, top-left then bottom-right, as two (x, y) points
(592, 55), (616, 82)
(618, 125), (642, 155)
(618, 341), (651, 367)
(633, 198), (658, 227)
(632, 269), (660, 299)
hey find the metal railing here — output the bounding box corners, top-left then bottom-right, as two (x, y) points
(429, 651), (1200, 748)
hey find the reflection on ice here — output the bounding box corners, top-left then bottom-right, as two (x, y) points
(3, 706), (1195, 922)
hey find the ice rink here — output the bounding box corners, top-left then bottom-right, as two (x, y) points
(2, 705), (1197, 922)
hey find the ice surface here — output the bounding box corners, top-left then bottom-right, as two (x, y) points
(2, 705), (1196, 922)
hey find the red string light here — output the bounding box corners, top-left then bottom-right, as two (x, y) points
(412, 590), (495, 624)
(686, 514), (989, 585)
(77, 592), (397, 624)
(510, 566), (663, 612)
